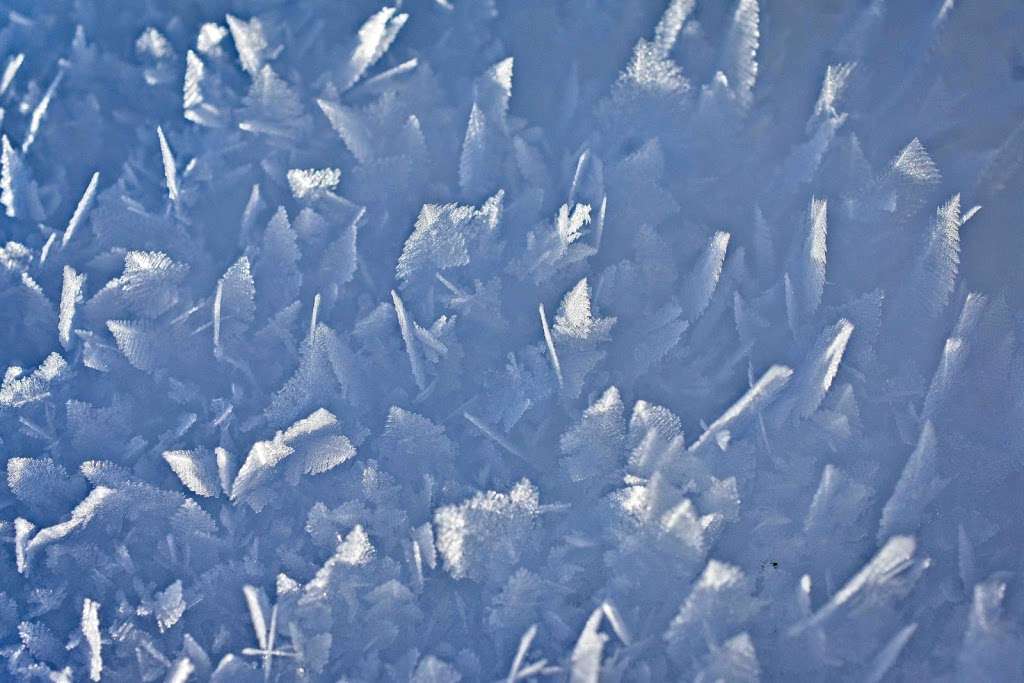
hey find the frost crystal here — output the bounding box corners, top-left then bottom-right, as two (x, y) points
(434, 480), (540, 582)
(0, 1), (1018, 680)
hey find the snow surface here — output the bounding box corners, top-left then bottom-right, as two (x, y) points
(0, 0), (1022, 680)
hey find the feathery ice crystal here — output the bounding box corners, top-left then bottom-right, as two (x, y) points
(0, 0), (1023, 680)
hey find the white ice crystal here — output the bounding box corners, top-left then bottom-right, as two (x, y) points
(0, 0), (1019, 680)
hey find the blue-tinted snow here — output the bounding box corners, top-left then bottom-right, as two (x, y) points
(0, 1), (1022, 680)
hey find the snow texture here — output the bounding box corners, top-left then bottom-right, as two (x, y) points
(0, 0), (1023, 681)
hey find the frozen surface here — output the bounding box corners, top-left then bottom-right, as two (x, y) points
(0, 1), (1023, 680)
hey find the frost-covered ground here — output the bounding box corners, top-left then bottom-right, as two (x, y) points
(0, 1), (1023, 681)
